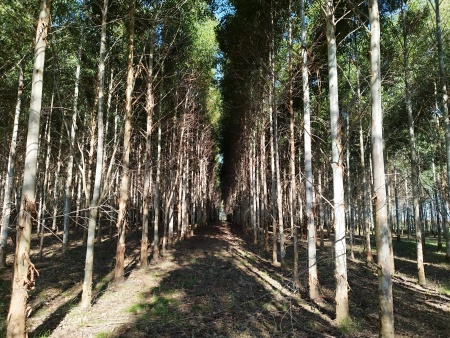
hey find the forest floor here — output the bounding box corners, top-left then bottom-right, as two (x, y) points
(1, 221), (450, 337)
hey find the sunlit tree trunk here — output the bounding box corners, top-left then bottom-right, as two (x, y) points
(81, 0), (108, 308)
(402, 1), (425, 285)
(369, 0), (394, 335)
(6, 1), (50, 336)
(301, 0), (318, 299)
(114, 0), (135, 284)
(0, 64), (23, 268)
(325, 0), (348, 323)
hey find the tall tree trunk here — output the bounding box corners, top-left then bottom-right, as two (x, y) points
(6, 1), (50, 336)
(369, 0), (394, 335)
(288, 0), (299, 286)
(325, 0), (348, 323)
(301, 0), (318, 299)
(62, 12), (84, 252)
(141, 28), (155, 268)
(114, 0), (135, 284)
(433, 0), (450, 261)
(0, 64), (23, 268)
(402, 1), (425, 285)
(153, 110), (162, 260)
(81, 0), (108, 309)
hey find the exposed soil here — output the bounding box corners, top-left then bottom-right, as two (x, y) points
(1, 222), (450, 337)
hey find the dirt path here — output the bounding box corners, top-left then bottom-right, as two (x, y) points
(2, 221), (449, 337)
(46, 222), (340, 338)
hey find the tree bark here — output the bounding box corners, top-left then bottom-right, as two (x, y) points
(369, 0), (395, 335)
(141, 27), (155, 268)
(114, 0), (135, 284)
(0, 64), (23, 268)
(325, 0), (348, 322)
(81, 0), (108, 308)
(402, 1), (425, 285)
(433, 0), (450, 261)
(6, 1), (50, 336)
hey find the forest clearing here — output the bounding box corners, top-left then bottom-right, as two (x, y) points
(1, 0), (450, 337)
(1, 221), (450, 337)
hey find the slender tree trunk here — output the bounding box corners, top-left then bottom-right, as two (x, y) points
(433, 0), (450, 261)
(394, 168), (401, 242)
(0, 64), (23, 268)
(301, 0), (318, 299)
(62, 18), (84, 253)
(6, 2), (50, 336)
(114, 0), (135, 284)
(141, 28), (155, 268)
(81, 0), (108, 308)
(369, 0), (394, 335)
(325, 0), (348, 322)
(153, 111), (162, 260)
(402, 2), (425, 284)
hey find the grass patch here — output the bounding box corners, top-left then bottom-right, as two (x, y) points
(338, 318), (362, 334)
(439, 282), (450, 296)
(95, 332), (112, 338)
(126, 303), (148, 314)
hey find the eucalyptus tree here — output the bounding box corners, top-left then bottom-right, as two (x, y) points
(324, 0), (349, 323)
(369, 0), (394, 335)
(81, 0), (108, 309)
(431, 0), (450, 261)
(114, 0), (135, 284)
(301, 0), (319, 300)
(6, 1), (51, 336)
(402, 0), (425, 285)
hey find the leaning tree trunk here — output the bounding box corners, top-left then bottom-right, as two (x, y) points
(402, 1), (425, 285)
(301, 0), (318, 300)
(81, 0), (108, 309)
(433, 0), (450, 261)
(114, 0), (135, 284)
(0, 64), (23, 268)
(6, 1), (50, 336)
(369, 0), (395, 336)
(325, 0), (348, 323)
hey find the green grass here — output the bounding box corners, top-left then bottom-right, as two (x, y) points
(126, 303), (148, 314)
(439, 282), (450, 296)
(338, 318), (362, 334)
(95, 332), (112, 338)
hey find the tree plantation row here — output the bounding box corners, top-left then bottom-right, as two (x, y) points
(0, 0), (449, 337)
(1, 0), (222, 336)
(217, 0), (449, 337)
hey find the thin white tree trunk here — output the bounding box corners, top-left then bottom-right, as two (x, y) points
(325, 0), (348, 322)
(81, 0), (108, 308)
(402, 2), (425, 284)
(302, 0), (318, 299)
(369, 0), (394, 335)
(6, 1), (50, 335)
(0, 64), (23, 268)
